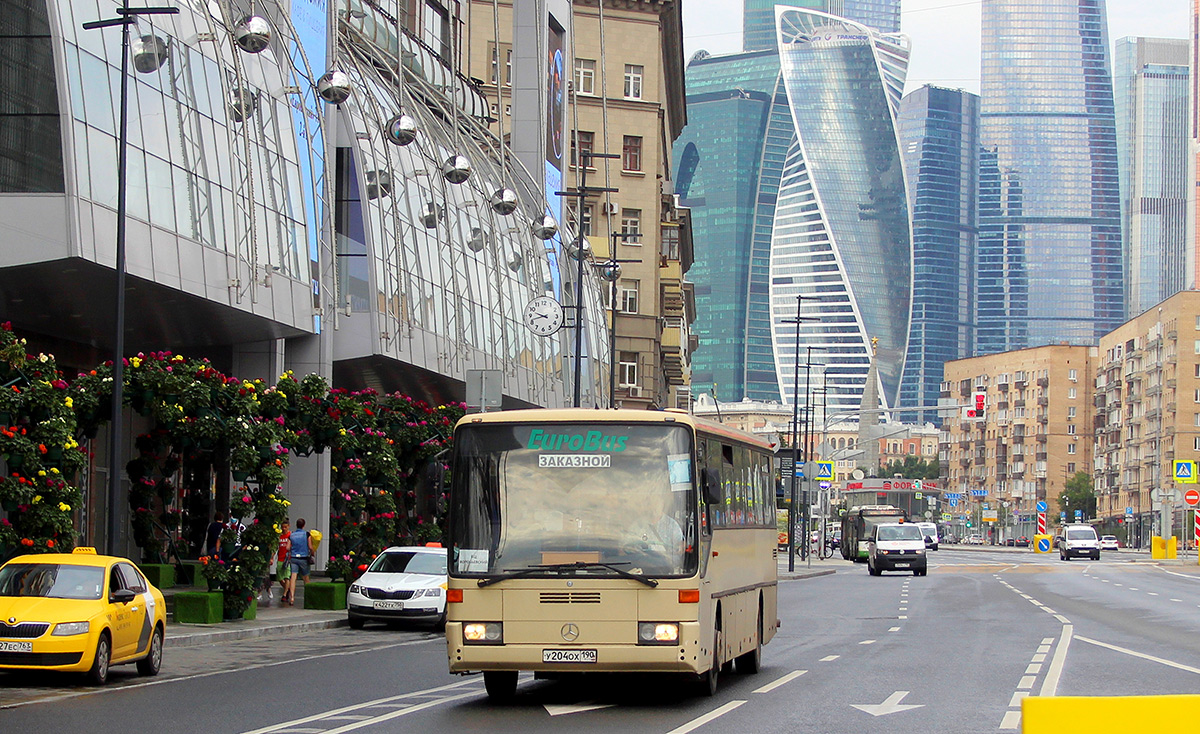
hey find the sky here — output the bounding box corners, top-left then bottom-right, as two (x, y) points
(682, 0), (1191, 96)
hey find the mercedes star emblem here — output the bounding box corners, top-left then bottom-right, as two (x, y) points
(561, 623), (579, 642)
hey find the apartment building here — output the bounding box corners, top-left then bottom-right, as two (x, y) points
(467, 0), (696, 409)
(1094, 290), (1200, 546)
(941, 345), (1096, 540)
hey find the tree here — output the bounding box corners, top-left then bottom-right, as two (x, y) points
(1059, 471), (1097, 520)
(877, 456), (940, 480)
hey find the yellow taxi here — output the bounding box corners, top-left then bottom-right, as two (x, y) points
(0, 547), (166, 684)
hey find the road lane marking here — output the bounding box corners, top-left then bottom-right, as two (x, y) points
(1040, 624), (1073, 697)
(1041, 637), (1054, 644)
(1024, 663), (1042, 674)
(1129, 588), (1139, 591)
(889, 626), (901, 632)
(1074, 636), (1200, 675)
(545, 701), (617, 716)
(860, 639), (876, 645)
(665, 700), (747, 734)
(1017, 675), (1036, 689)
(1009, 691), (1028, 707)
(820, 655), (839, 662)
(1053, 614), (1070, 624)
(1031, 653), (1046, 663)
(1147, 592), (1158, 596)
(318, 691), (483, 734)
(850, 690), (924, 717)
(898, 615), (908, 619)
(753, 670), (807, 693)
(1171, 598), (1182, 602)
(1000, 710), (1021, 730)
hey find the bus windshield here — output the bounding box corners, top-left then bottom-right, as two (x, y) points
(449, 423), (697, 579)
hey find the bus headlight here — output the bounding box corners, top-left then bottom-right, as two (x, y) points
(638, 622), (679, 645)
(463, 622), (503, 644)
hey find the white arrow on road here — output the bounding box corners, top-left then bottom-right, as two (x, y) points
(543, 701), (616, 716)
(850, 691), (925, 717)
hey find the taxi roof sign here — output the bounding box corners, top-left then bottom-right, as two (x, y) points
(72, 547), (97, 554)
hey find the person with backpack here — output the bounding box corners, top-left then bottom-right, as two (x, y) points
(284, 518), (315, 606)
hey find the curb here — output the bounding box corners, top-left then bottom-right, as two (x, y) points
(164, 616), (348, 648)
(779, 569), (836, 581)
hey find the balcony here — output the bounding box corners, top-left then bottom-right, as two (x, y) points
(1037, 396), (1048, 406)
(1036, 433), (1047, 443)
(1015, 376), (1028, 387)
(998, 400), (1010, 409)
(1036, 452), (1047, 461)
(1015, 399), (1026, 408)
(1037, 377), (1049, 387)
(959, 457), (970, 466)
(1037, 415), (1048, 424)
(959, 439), (971, 449)
(1167, 378), (1177, 388)
(1167, 329), (1177, 340)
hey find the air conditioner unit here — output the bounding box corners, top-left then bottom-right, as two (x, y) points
(603, 202), (619, 215)
(625, 385), (642, 398)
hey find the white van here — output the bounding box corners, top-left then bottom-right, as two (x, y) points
(915, 522), (939, 551)
(1057, 523), (1100, 561)
(867, 522), (928, 576)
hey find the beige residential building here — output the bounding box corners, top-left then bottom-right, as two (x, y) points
(1094, 290), (1200, 546)
(466, 0), (695, 409)
(941, 345), (1096, 540)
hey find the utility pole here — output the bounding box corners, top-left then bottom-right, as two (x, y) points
(782, 295), (820, 572)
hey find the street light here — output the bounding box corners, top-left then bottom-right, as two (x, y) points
(781, 294), (822, 571)
(604, 231), (639, 408)
(83, 2), (179, 556)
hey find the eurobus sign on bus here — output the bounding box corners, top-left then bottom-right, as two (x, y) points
(444, 408), (779, 699)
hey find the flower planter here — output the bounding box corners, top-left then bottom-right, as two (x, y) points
(173, 591), (223, 624)
(138, 563), (176, 589)
(231, 470), (250, 482)
(4, 453), (23, 469)
(303, 581), (347, 610)
(223, 599), (257, 621)
(44, 447), (63, 463)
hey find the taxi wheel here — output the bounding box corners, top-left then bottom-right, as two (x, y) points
(348, 617), (366, 630)
(137, 626), (163, 676)
(87, 631), (111, 686)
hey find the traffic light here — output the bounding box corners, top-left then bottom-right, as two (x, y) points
(966, 521), (973, 528)
(969, 392), (986, 421)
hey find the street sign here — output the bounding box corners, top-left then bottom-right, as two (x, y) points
(982, 509), (998, 522)
(1037, 512), (1046, 535)
(941, 513), (951, 522)
(1036, 500), (1047, 513)
(1174, 460), (1197, 483)
(819, 481), (831, 489)
(914, 492), (923, 500)
(1037, 537), (1052, 553)
(1060, 512), (1066, 521)
(816, 461), (834, 480)
(1125, 506), (1133, 515)
(1185, 488), (1200, 507)
(948, 498), (958, 507)
(1074, 509), (1082, 520)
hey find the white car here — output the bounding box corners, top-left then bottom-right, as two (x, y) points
(346, 546), (447, 629)
(965, 534), (985, 545)
(1099, 535), (1120, 551)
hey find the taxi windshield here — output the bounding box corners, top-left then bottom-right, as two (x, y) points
(449, 423), (697, 578)
(368, 551), (447, 575)
(0, 563), (105, 600)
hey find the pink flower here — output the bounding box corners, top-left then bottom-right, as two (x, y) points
(241, 495), (251, 503)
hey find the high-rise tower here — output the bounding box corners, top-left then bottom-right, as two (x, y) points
(744, 0), (900, 51)
(977, 0), (1124, 353)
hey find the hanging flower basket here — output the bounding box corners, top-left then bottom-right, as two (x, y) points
(231, 470), (250, 482)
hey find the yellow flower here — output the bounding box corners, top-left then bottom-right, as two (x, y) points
(283, 500), (291, 507)
(278, 391), (287, 398)
(273, 524), (281, 533)
(130, 357), (142, 368)
(32, 495), (42, 503)
(50, 467), (59, 474)
(37, 469), (46, 476)
(339, 429), (347, 436)
(58, 502), (71, 512)
(64, 396), (73, 408)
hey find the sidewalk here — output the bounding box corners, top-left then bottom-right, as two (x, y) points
(778, 552), (843, 580)
(163, 583), (348, 649)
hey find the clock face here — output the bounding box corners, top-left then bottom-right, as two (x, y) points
(524, 296), (564, 336)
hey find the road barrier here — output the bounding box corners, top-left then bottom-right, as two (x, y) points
(1151, 535), (1178, 559)
(1032, 534), (1053, 554)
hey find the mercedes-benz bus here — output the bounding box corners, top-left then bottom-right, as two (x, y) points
(444, 408), (778, 699)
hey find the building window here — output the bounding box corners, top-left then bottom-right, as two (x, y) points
(661, 225), (680, 260)
(1067, 406), (1076, 418)
(1194, 412), (1200, 427)
(1068, 387), (1077, 399)
(1067, 424), (1076, 435)
(423, 0), (451, 61)
(574, 58), (595, 95)
(1195, 363), (1200, 378)
(567, 201), (593, 235)
(622, 135), (642, 171)
(1067, 443), (1076, 455)
(488, 42), (513, 85)
(1194, 339), (1200, 354)
(1068, 368), (1077, 382)
(571, 130), (594, 168)
(1067, 463), (1076, 474)
(1195, 314), (1200, 330)
(619, 279), (639, 314)
(1195, 388), (1200, 404)
(1194, 436), (1200, 451)
(620, 209), (641, 243)
(619, 351), (638, 386)
(624, 64), (643, 99)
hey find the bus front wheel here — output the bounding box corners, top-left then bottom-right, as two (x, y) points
(483, 671), (518, 701)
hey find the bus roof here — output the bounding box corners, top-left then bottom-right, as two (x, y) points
(454, 408), (773, 451)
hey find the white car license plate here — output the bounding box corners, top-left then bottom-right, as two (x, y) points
(542, 649), (597, 664)
(373, 600), (404, 610)
(894, 562), (910, 568)
(0, 640), (32, 653)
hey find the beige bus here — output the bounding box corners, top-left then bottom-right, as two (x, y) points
(445, 408), (779, 699)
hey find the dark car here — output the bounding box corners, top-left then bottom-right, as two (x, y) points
(1015, 536), (1030, 547)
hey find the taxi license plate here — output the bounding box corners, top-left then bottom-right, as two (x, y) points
(542, 649), (597, 664)
(894, 562), (910, 568)
(373, 600), (404, 610)
(0, 640), (32, 653)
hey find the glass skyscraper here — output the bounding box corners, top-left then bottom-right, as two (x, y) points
(1113, 37), (1189, 317)
(977, 0), (1124, 354)
(897, 86), (979, 425)
(744, 0), (900, 51)
(772, 7), (912, 419)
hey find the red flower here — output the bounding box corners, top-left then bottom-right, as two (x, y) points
(46, 539), (55, 548)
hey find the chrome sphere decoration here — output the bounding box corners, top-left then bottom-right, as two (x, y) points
(384, 114), (417, 146)
(507, 250), (525, 272)
(467, 227), (487, 253)
(531, 214), (558, 241)
(227, 87), (258, 123)
(233, 16), (272, 54)
(489, 188), (519, 216)
(366, 170), (392, 200)
(442, 154), (472, 184)
(421, 202), (441, 229)
(597, 259), (621, 282)
(566, 237), (591, 261)
(131, 35), (168, 74)
(317, 70), (352, 105)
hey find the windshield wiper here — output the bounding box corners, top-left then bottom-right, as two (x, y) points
(477, 561), (658, 588)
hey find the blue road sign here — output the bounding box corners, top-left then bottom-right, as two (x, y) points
(1074, 509), (1082, 519)
(1037, 537), (1051, 553)
(1175, 460), (1197, 483)
(1125, 506), (1133, 515)
(1036, 500), (1047, 513)
(948, 498), (958, 507)
(816, 461), (834, 480)
(819, 481), (831, 489)
(1060, 512), (1066, 520)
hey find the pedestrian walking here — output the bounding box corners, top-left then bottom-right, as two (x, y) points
(285, 518), (315, 606)
(276, 521), (292, 605)
(205, 511), (225, 557)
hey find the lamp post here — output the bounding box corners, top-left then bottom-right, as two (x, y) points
(605, 231), (639, 408)
(556, 151), (619, 407)
(83, 3), (179, 556)
(782, 294), (821, 571)
(800, 346), (826, 563)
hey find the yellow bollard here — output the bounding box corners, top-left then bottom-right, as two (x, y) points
(1152, 536), (1166, 559)
(1023, 694), (1200, 732)
(1032, 534), (1054, 553)
(1168, 535), (1178, 559)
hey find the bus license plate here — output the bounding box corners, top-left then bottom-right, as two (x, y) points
(0, 640), (32, 653)
(542, 649), (597, 664)
(373, 601), (404, 610)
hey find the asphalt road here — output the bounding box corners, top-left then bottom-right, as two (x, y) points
(2, 550), (1198, 733)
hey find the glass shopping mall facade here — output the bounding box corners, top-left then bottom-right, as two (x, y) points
(0, 0), (604, 550)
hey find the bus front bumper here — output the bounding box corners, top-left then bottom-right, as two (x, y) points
(446, 621), (704, 675)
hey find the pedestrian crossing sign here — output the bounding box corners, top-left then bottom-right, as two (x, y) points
(816, 461), (834, 480)
(1175, 460), (1197, 483)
